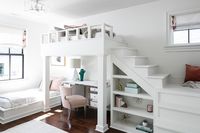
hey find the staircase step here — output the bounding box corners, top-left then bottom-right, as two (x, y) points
(133, 64), (158, 68)
(123, 56), (148, 65)
(147, 74), (169, 79)
(132, 65), (158, 77)
(112, 47), (137, 50)
(112, 47), (137, 56)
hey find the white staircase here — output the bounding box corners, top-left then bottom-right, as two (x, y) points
(110, 46), (200, 133)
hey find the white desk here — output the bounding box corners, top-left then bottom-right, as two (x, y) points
(63, 80), (98, 87)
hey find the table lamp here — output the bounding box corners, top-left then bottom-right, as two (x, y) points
(69, 59), (81, 81)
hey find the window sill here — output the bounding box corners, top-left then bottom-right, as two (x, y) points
(164, 43), (200, 52)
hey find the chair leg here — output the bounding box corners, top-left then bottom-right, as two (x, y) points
(67, 109), (71, 129)
(84, 106), (86, 118)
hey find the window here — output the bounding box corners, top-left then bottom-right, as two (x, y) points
(168, 10), (200, 46)
(0, 47), (24, 80)
(0, 25), (25, 81)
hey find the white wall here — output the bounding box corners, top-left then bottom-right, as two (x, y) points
(61, 0), (200, 83)
(0, 14), (49, 93)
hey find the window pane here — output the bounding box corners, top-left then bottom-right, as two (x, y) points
(0, 55), (9, 80)
(10, 56), (23, 79)
(0, 47), (9, 53)
(190, 29), (200, 43)
(173, 30), (188, 44)
(10, 48), (22, 54)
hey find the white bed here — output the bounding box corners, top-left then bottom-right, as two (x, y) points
(0, 89), (61, 124)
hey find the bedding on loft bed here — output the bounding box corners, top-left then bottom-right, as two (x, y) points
(0, 89), (60, 110)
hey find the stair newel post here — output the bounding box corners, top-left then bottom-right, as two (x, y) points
(96, 55), (109, 132)
(88, 26), (91, 39)
(101, 23), (106, 39)
(42, 56), (50, 112)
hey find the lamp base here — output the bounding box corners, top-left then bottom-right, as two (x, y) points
(72, 68), (79, 81)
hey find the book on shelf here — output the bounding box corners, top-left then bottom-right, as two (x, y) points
(124, 87), (140, 94)
(126, 82), (138, 88)
(136, 121), (153, 133)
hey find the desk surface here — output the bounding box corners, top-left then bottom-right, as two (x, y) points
(63, 80), (98, 87)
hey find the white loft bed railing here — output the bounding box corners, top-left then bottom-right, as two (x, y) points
(41, 24), (114, 44)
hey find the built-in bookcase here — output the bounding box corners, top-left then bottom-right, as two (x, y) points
(111, 64), (154, 133)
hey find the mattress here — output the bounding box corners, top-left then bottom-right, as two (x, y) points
(0, 89), (60, 110)
(0, 89), (42, 109)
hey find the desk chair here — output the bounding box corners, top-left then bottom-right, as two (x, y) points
(60, 85), (87, 129)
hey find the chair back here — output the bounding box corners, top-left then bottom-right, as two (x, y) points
(59, 84), (72, 109)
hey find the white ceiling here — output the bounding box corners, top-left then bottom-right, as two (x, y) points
(0, 0), (157, 24)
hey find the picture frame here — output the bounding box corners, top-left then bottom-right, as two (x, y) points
(51, 56), (65, 66)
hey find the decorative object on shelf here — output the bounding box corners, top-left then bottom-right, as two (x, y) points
(51, 56), (65, 66)
(147, 104), (153, 113)
(117, 82), (123, 91)
(79, 69), (86, 81)
(69, 58), (81, 81)
(136, 120), (153, 133)
(0, 63), (4, 76)
(24, 0), (45, 12)
(115, 95), (127, 108)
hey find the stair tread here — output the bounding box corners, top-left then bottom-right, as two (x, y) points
(147, 74), (169, 79)
(112, 47), (137, 50)
(123, 56), (147, 58)
(133, 64), (158, 68)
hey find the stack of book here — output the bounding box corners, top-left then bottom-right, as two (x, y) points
(136, 121), (153, 133)
(124, 82), (140, 94)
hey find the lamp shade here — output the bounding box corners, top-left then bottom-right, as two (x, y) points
(69, 59), (81, 68)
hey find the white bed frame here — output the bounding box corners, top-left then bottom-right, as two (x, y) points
(0, 95), (61, 124)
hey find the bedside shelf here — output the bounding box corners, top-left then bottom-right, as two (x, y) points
(113, 107), (153, 119)
(113, 90), (152, 100)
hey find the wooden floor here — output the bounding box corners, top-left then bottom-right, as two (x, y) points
(0, 106), (124, 133)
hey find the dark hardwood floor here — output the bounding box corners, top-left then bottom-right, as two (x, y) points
(0, 106), (124, 133)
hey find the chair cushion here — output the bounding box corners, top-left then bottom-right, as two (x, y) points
(65, 95), (87, 108)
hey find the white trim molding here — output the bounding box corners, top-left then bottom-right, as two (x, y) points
(164, 44), (200, 52)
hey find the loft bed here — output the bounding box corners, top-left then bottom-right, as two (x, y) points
(41, 23), (126, 56)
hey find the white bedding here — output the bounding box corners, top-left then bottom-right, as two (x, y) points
(0, 89), (42, 109)
(0, 89), (60, 109)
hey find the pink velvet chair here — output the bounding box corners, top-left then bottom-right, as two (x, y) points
(60, 84), (87, 129)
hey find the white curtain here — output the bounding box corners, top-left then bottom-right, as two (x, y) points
(173, 12), (200, 30)
(0, 25), (25, 48)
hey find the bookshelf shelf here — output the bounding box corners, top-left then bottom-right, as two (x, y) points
(113, 90), (153, 100)
(113, 107), (153, 119)
(111, 64), (154, 133)
(111, 119), (144, 133)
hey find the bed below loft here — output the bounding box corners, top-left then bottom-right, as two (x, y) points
(0, 89), (61, 124)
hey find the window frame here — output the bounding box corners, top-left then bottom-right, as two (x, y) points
(166, 9), (200, 52)
(0, 48), (24, 81)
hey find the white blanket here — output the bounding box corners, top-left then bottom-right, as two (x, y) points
(182, 81), (200, 89)
(2, 120), (68, 133)
(0, 89), (42, 109)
